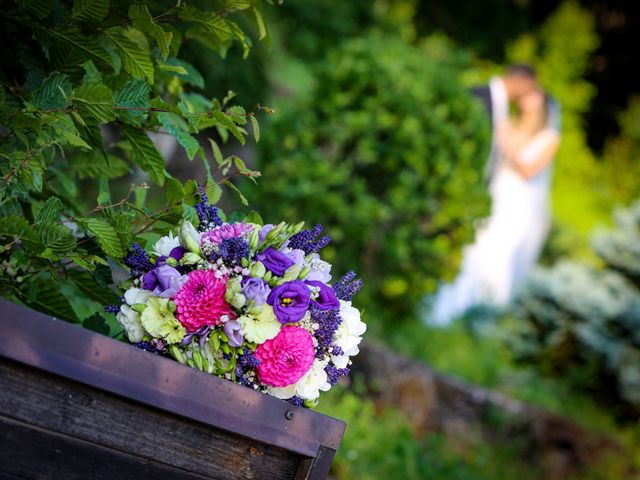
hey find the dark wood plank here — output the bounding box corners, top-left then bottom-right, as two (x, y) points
(0, 415), (211, 480)
(0, 359), (302, 480)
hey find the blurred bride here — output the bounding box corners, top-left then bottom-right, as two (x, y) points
(430, 87), (560, 325)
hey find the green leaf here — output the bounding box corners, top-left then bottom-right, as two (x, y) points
(97, 176), (111, 206)
(209, 138), (224, 165)
(81, 60), (102, 83)
(129, 4), (173, 60)
(68, 270), (119, 305)
(161, 58), (204, 88)
(70, 152), (130, 179)
(49, 28), (113, 68)
(166, 177), (184, 206)
(179, 6), (232, 42)
(26, 280), (80, 322)
(82, 314), (111, 335)
(81, 217), (126, 258)
(251, 6), (267, 40)
(0, 215), (41, 252)
(105, 27), (154, 83)
(73, 82), (115, 123)
(121, 125), (166, 186)
(244, 210), (263, 225)
(157, 112), (200, 160)
(37, 221), (76, 255)
(225, 0), (251, 12)
(31, 72), (72, 110)
(34, 197), (63, 224)
(18, 0), (52, 18)
(223, 179), (248, 206)
(250, 114), (260, 142)
(72, 0), (109, 22)
(51, 114), (92, 149)
(227, 105), (247, 125)
(114, 79), (150, 126)
(213, 110), (245, 144)
(206, 182), (222, 205)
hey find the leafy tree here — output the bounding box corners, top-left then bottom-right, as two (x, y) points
(0, 0), (273, 333)
(245, 34), (490, 327)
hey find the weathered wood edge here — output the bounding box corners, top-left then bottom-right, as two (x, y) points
(0, 299), (345, 462)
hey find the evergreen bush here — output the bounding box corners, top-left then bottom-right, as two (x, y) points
(246, 34), (490, 325)
(513, 201), (640, 418)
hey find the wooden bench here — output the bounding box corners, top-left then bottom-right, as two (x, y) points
(0, 299), (345, 479)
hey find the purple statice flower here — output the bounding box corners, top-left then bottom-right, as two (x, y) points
(219, 237), (249, 265)
(104, 304), (120, 313)
(288, 224), (331, 255)
(123, 242), (153, 277)
(306, 280), (340, 310)
(238, 347), (261, 369)
(194, 186), (223, 231)
(287, 396), (304, 406)
(134, 341), (165, 355)
(224, 320), (244, 347)
(256, 247), (294, 276)
(331, 345), (344, 357)
(332, 271), (363, 301)
(311, 306), (342, 353)
(241, 277), (271, 306)
(267, 280), (311, 323)
(325, 364), (350, 386)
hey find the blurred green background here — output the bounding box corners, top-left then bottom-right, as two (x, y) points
(173, 0), (640, 477)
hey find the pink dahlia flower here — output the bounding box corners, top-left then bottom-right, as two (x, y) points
(201, 223), (254, 246)
(255, 326), (315, 387)
(174, 270), (234, 331)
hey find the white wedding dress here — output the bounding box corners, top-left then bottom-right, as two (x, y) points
(429, 78), (558, 326)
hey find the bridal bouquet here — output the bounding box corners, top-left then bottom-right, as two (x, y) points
(110, 188), (365, 407)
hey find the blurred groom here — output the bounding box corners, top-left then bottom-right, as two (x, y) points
(471, 65), (556, 180)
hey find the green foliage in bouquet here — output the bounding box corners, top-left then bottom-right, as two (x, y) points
(246, 34), (490, 325)
(512, 200), (640, 419)
(0, 0), (273, 332)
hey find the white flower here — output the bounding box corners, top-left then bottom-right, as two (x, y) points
(179, 220), (201, 254)
(294, 359), (331, 400)
(238, 305), (281, 344)
(123, 287), (152, 306)
(331, 354), (350, 369)
(116, 304), (145, 343)
(153, 232), (180, 257)
(268, 383), (297, 399)
(332, 300), (366, 363)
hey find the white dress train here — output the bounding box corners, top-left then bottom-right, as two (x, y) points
(429, 129), (557, 326)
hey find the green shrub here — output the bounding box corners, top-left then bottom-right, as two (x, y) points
(0, 0), (270, 331)
(245, 34), (490, 325)
(512, 201), (640, 419)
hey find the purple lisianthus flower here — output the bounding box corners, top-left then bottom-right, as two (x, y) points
(169, 246), (186, 261)
(224, 320), (244, 347)
(285, 248), (306, 267)
(142, 265), (188, 298)
(256, 247), (294, 277)
(306, 280), (340, 310)
(267, 280), (311, 323)
(241, 277), (271, 306)
(258, 224), (275, 243)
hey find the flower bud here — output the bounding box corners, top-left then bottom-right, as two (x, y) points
(250, 261), (267, 278)
(181, 252), (202, 265)
(131, 303), (147, 313)
(165, 257), (178, 267)
(179, 220), (201, 254)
